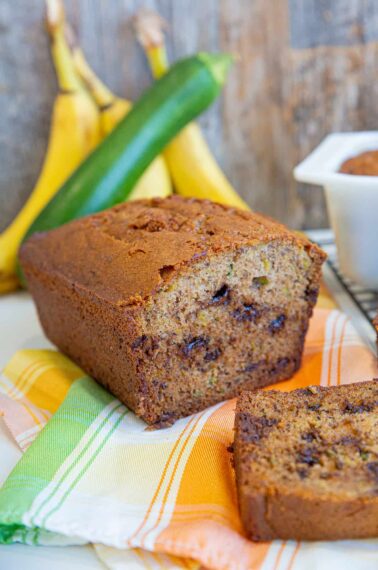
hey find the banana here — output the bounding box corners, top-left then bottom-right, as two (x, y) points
(163, 123), (249, 209)
(0, 0), (100, 290)
(0, 275), (20, 295)
(134, 9), (249, 210)
(66, 23), (172, 202)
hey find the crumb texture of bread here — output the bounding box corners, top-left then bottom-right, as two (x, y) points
(234, 380), (378, 541)
(20, 196), (326, 426)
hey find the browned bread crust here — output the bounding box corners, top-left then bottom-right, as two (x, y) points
(234, 381), (378, 541)
(20, 196), (323, 305)
(20, 196), (326, 426)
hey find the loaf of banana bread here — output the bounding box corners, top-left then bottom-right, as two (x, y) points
(234, 381), (378, 541)
(20, 196), (325, 426)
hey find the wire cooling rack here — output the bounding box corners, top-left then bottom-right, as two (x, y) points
(306, 229), (377, 355)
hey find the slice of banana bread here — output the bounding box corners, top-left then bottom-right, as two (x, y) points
(234, 381), (378, 541)
(20, 196), (325, 426)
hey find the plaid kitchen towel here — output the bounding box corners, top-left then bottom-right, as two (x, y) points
(0, 308), (377, 570)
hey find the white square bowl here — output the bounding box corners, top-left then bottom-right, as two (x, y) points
(294, 132), (378, 289)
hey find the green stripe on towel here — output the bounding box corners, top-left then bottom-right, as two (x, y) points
(0, 376), (128, 545)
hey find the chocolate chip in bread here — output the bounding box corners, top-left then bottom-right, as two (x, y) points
(234, 380), (378, 541)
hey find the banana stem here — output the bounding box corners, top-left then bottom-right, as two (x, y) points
(0, 275), (20, 294)
(52, 30), (83, 92)
(133, 9), (169, 79)
(65, 23), (116, 108)
(146, 45), (169, 79)
(45, 0), (83, 92)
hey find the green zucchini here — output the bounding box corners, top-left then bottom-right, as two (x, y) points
(20, 52), (232, 241)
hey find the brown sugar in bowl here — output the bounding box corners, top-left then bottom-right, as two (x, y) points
(339, 149), (378, 176)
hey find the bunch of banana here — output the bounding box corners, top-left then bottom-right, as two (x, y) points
(0, 0), (101, 293)
(65, 23), (172, 201)
(133, 9), (249, 211)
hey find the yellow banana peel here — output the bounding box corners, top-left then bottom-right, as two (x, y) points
(0, 0), (100, 291)
(0, 275), (20, 295)
(164, 123), (248, 210)
(134, 9), (249, 211)
(67, 26), (172, 202)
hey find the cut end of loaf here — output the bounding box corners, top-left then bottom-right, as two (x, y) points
(126, 240), (322, 425)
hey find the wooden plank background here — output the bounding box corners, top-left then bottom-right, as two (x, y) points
(2, 0), (378, 232)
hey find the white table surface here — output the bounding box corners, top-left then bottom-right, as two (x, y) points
(0, 292), (104, 569)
